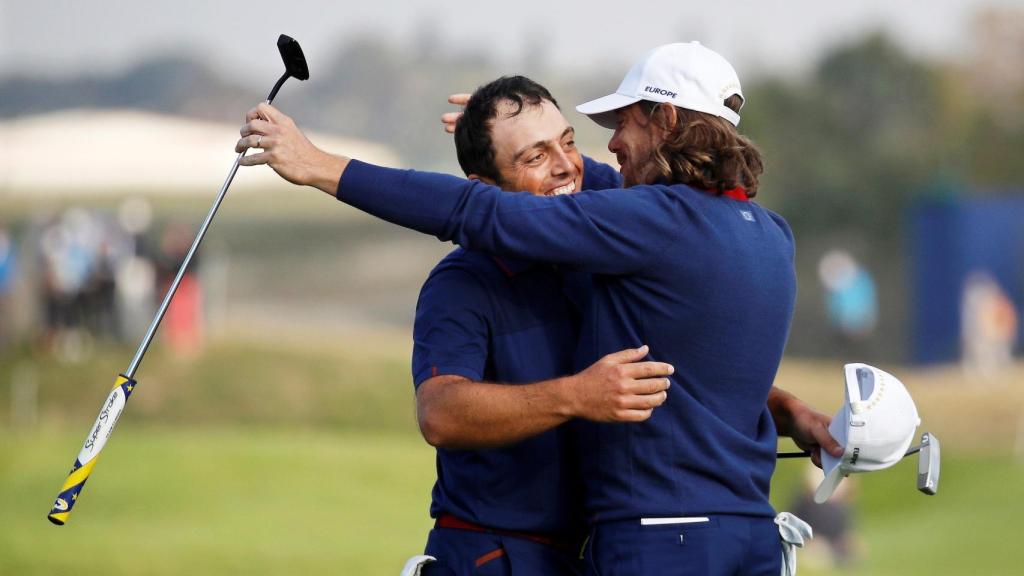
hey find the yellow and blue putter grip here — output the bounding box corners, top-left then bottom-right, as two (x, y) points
(48, 374), (137, 525)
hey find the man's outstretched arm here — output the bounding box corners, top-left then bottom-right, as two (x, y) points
(238, 103), (677, 276)
(417, 346), (673, 450)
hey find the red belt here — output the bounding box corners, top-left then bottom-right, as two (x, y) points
(435, 514), (577, 553)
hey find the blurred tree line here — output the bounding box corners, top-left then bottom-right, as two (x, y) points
(3, 28), (1022, 361)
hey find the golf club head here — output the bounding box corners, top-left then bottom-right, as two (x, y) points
(917, 432), (940, 495)
(278, 34), (309, 81)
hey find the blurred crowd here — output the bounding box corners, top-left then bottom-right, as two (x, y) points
(0, 199), (206, 362)
(0, 226), (16, 349)
(962, 271), (1020, 377)
(818, 250), (878, 344)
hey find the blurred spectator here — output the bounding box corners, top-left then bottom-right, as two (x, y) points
(156, 221), (204, 356)
(0, 226), (17, 350)
(82, 221), (126, 339)
(818, 250), (878, 341)
(34, 207), (139, 360)
(38, 209), (96, 360)
(961, 271), (1019, 377)
(790, 462), (861, 570)
(115, 198), (157, 341)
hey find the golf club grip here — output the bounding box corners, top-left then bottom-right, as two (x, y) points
(47, 374), (137, 525)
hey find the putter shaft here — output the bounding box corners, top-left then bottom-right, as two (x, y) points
(125, 78), (285, 378)
(125, 150), (243, 378)
(49, 35), (308, 526)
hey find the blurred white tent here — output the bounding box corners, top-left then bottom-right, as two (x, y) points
(0, 109), (399, 196)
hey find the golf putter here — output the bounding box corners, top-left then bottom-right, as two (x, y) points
(782, 433), (941, 495)
(47, 34), (309, 526)
(913, 432), (941, 495)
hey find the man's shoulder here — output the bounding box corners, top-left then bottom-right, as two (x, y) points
(631, 184), (794, 246)
(758, 203), (795, 246)
(416, 249), (494, 325)
(754, 202), (790, 225)
(420, 248), (513, 306)
(428, 247), (500, 281)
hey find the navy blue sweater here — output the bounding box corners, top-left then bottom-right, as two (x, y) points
(337, 161), (796, 521)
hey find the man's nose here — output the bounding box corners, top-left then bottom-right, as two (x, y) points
(550, 148), (574, 176)
(608, 130), (622, 154)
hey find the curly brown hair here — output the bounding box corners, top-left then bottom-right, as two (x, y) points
(640, 95), (763, 198)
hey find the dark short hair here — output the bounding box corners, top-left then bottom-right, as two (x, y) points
(454, 76), (559, 183)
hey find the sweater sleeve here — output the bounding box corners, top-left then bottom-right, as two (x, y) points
(411, 267), (490, 388)
(337, 160), (679, 276)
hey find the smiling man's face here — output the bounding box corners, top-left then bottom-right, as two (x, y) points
(484, 98), (583, 197)
(607, 103), (664, 188)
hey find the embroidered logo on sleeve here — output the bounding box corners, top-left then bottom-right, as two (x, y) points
(740, 210), (755, 222)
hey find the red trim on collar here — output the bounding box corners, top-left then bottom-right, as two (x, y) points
(720, 187), (750, 202)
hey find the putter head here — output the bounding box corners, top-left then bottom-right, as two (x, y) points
(917, 432), (940, 495)
(278, 34), (309, 81)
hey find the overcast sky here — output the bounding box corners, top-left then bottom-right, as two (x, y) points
(1, 0), (1019, 86)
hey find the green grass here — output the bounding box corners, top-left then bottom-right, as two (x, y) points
(770, 453), (1024, 575)
(0, 427), (436, 576)
(856, 455), (1024, 575)
(3, 341), (1024, 574)
(0, 338), (421, 433)
(2, 428), (1021, 575)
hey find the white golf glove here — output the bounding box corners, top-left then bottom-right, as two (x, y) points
(775, 512), (813, 576)
(400, 554), (437, 576)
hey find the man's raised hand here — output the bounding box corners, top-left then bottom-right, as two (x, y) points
(236, 102), (348, 196)
(441, 93), (471, 134)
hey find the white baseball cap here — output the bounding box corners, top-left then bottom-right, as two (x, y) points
(576, 41), (744, 129)
(815, 363), (922, 504)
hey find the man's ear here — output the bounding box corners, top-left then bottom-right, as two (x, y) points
(654, 102), (679, 132)
(467, 174), (498, 186)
